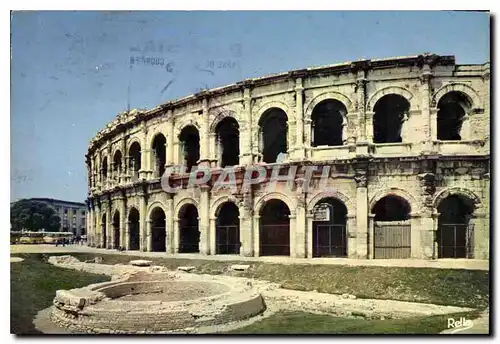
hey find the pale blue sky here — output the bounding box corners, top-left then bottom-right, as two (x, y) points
(10, 11), (490, 202)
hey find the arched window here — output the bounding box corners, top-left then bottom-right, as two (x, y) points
(151, 134), (167, 177)
(259, 108), (288, 163)
(128, 142), (141, 180)
(179, 126), (200, 172)
(373, 94), (410, 143)
(311, 100), (346, 147)
(215, 118), (240, 167)
(437, 91), (471, 141)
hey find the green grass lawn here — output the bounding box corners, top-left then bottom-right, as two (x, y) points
(227, 310), (481, 334)
(10, 254), (110, 334)
(10, 253), (488, 335)
(32, 252), (489, 309)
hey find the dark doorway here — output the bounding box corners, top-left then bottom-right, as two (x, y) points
(259, 108), (288, 163)
(179, 126), (200, 172)
(311, 100), (346, 146)
(216, 202), (240, 254)
(215, 118), (240, 167)
(150, 207), (166, 252)
(152, 134), (167, 178)
(312, 198), (348, 257)
(437, 91), (470, 141)
(373, 94), (410, 143)
(128, 208), (140, 250)
(260, 199), (290, 256)
(437, 195), (474, 258)
(372, 195), (411, 259)
(179, 204), (200, 253)
(113, 150), (122, 181)
(113, 211), (120, 249)
(102, 157), (108, 182)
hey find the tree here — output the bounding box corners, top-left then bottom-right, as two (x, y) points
(10, 199), (61, 232)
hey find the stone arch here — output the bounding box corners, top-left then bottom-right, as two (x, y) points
(127, 138), (142, 153)
(369, 187), (419, 215)
(174, 117), (201, 138)
(367, 86), (415, 111)
(149, 130), (167, 150)
(127, 205), (140, 219)
(147, 200), (167, 219)
(431, 83), (482, 110)
(304, 91), (354, 119)
(210, 195), (240, 219)
(255, 192), (296, 217)
(433, 187), (481, 211)
(209, 109), (239, 134)
(308, 190), (354, 216)
(254, 100), (291, 125)
(174, 197), (199, 219)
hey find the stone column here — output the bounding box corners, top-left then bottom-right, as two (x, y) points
(199, 186), (211, 255)
(355, 169), (369, 259)
(289, 213), (297, 257)
(199, 97), (211, 167)
(472, 212), (488, 259)
(294, 77), (305, 160)
(166, 196), (174, 253)
(120, 197), (126, 249)
(173, 218), (180, 253)
(419, 209), (435, 259)
(125, 220), (131, 250)
(146, 219), (152, 252)
(410, 213), (421, 258)
(139, 192), (147, 251)
(420, 66), (433, 152)
(346, 214), (357, 258)
(239, 191), (254, 257)
(106, 201), (112, 248)
(306, 213), (314, 258)
(121, 136), (127, 183)
(209, 217), (217, 254)
(139, 122), (149, 179)
(240, 87), (253, 166)
(356, 72), (367, 142)
(294, 183), (307, 258)
(253, 215), (261, 257)
(87, 202), (93, 246)
(368, 214), (375, 259)
(430, 108), (438, 142)
(209, 133), (218, 167)
(365, 111), (375, 143)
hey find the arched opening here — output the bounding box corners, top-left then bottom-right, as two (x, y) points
(259, 108), (288, 163)
(437, 195), (475, 258)
(216, 202), (240, 254)
(128, 142), (142, 180)
(150, 207), (166, 252)
(437, 91), (471, 141)
(128, 208), (140, 250)
(215, 117), (240, 167)
(179, 126), (200, 172)
(372, 195), (411, 259)
(312, 198), (348, 257)
(113, 150), (122, 182)
(102, 157), (108, 182)
(179, 204), (199, 253)
(259, 199), (290, 256)
(152, 134), (167, 178)
(112, 210), (120, 249)
(101, 213), (107, 248)
(311, 99), (346, 147)
(373, 94), (410, 143)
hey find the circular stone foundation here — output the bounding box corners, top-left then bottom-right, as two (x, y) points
(50, 272), (266, 334)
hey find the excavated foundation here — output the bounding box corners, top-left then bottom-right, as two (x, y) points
(50, 271), (265, 334)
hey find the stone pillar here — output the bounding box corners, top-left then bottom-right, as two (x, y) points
(88, 202), (93, 246)
(355, 169), (369, 259)
(139, 122), (149, 179)
(294, 182), (307, 258)
(410, 213), (421, 258)
(356, 72), (367, 142)
(146, 219), (152, 252)
(106, 202), (112, 248)
(173, 219), (180, 253)
(431, 211), (439, 259)
(139, 192), (147, 251)
(95, 203), (101, 247)
(166, 110), (175, 167)
(365, 111), (375, 143)
(306, 214), (314, 258)
(294, 77), (305, 160)
(472, 212), (488, 259)
(461, 114), (471, 141)
(209, 217), (217, 254)
(419, 209), (435, 259)
(166, 196), (174, 253)
(420, 66), (433, 152)
(239, 191), (254, 256)
(121, 136), (127, 183)
(199, 97), (211, 167)
(199, 186), (211, 255)
(240, 87), (253, 166)
(289, 213), (297, 257)
(209, 133), (218, 167)
(125, 220), (131, 250)
(368, 214), (375, 259)
(347, 214), (357, 258)
(120, 198), (126, 249)
(253, 215), (261, 257)
(430, 108), (438, 143)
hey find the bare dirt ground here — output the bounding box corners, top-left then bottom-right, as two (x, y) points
(11, 244), (489, 270)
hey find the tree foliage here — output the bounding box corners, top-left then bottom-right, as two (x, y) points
(10, 200), (61, 232)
